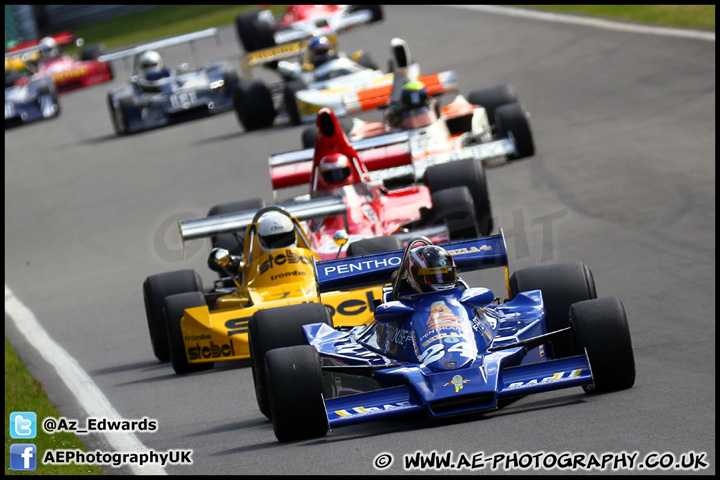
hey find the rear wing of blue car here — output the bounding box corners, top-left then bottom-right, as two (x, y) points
(316, 233), (509, 293)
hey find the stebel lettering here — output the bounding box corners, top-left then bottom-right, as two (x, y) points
(259, 250), (312, 274)
(188, 340), (236, 360)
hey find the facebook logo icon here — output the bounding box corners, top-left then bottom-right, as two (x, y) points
(10, 411), (37, 439)
(10, 444), (37, 471)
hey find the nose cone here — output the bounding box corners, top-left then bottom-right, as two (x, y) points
(421, 333), (477, 371)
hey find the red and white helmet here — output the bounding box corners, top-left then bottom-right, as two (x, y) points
(318, 153), (351, 184)
(406, 245), (457, 293)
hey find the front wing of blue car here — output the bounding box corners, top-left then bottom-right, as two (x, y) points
(324, 353), (593, 429)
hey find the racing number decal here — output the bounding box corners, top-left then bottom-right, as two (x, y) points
(170, 91), (197, 109)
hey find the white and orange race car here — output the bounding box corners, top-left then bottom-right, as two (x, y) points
(301, 38), (536, 171)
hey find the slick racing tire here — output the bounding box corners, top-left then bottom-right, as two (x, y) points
(78, 43), (105, 61)
(267, 345), (328, 442)
(346, 235), (403, 257)
(570, 297), (636, 393)
(509, 262), (597, 359)
(249, 303), (333, 418)
(495, 102), (535, 160)
(467, 83), (518, 127)
(109, 95), (138, 135)
(430, 186), (480, 241)
(207, 198), (265, 258)
(234, 9), (261, 52)
(234, 79), (276, 131)
(164, 292), (214, 374)
(424, 157), (493, 236)
(143, 270), (203, 362)
(354, 52), (378, 70)
(221, 69), (240, 98)
(283, 79), (306, 126)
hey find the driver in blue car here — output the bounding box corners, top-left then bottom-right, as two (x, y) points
(137, 50), (172, 84)
(405, 245), (458, 294)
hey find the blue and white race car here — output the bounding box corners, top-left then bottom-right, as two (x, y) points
(100, 29), (240, 135)
(248, 234), (635, 442)
(5, 72), (59, 128)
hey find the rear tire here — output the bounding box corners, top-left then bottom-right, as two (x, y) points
(467, 83), (518, 126)
(570, 297), (635, 392)
(207, 198), (265, 257)
(267, 345), (328, 442)
(346, 235), (403, 256)
(164, 292), (214, 374)
(249, 303), (332, 418)
(509, 262), (597, 358)
(430, 186), (480, 240)
(424, 158), (493, 235)
(234, 80), (276, 131)
(495, 102), (534, 159)
(143, 270), (203, 362)
(235, 9), (261, 52)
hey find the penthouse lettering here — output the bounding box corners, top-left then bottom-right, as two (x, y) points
(323, 256), (402, 275)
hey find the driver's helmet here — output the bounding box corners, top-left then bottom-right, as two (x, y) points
(318, 153), (352, 185)
(406, 245), (457, 293)
(137, 50), (164, 79)
(307, 35), (334, 68)
(39, 37), (60, 61)
(394, 80), (437, 129)
(257, 212), (296, 252)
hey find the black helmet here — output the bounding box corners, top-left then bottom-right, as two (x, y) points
(406, 245), (457, 293)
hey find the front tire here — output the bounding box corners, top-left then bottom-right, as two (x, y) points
(430, 186), (480, 240)
(249, 303), (332, 418)
(495, 102), (534, 159)
(267, 345), (328, 442)
(164, 292), (214, 374)
(234, 79), (276, 131)
(143, 270), (203, 362)
(570, 297), (635, 392)
(283, 79), (306, 126)
(346, 235), (403, 256)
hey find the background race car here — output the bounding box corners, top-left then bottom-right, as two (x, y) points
(234, 5), (383, 52)
(144, 206), (385, 375)
(100, 28), (240, 135)
(248, 234), (635, 441)
(5, 31), (112, 93)
(233, 33), (389, 130)
(5, 70), (59, 128)
(181, 108), (493, 261)
(302, 38), (535, 166)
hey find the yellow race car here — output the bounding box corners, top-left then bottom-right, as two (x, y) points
(143, 205), (385, 374)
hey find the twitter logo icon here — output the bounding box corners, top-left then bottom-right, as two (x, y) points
(10, 412), (37, 439)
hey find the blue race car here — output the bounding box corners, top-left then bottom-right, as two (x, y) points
(5, 72), (59, 128)
(248, 234), (636, 442)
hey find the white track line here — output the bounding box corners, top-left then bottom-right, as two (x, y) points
(5, 284), (167, 475)
(443, 5), (715, 42)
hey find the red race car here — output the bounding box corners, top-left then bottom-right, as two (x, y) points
(234, 5), (383, 52)
(6, 32), (113, 93)
(180, 108), (493, 261)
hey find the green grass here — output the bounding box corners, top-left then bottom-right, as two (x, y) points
(66, 5), (713, 55)
(5, 337), (104, 475)
(528, 5), (715, 30)
(73, 5), (286, 50)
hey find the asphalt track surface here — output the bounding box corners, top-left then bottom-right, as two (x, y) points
(5, 6), (715, 475)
